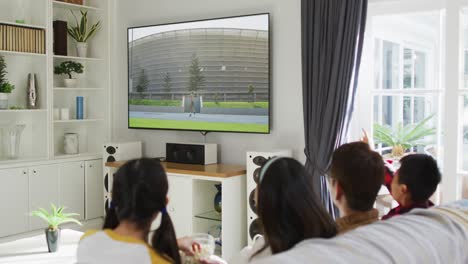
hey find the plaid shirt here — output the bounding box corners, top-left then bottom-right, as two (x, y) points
(381, 159), (434, 220)
(382, 200), (434, 220)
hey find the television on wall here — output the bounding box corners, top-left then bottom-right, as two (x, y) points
(127, 13), (270, 134)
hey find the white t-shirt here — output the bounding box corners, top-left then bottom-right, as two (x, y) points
(229, 235), (272, 264)
(76, 229), (170, 264)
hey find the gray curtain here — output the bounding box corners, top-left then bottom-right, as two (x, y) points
(301, 0), (368, 218)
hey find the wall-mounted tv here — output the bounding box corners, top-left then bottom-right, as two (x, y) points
(128, 13), (270, 134)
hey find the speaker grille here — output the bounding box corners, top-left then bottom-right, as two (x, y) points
(249, 189), (257, 213)
(106, 146), (116, 155)
(249, 218), (262, 239)
(107, 156), (116, 162)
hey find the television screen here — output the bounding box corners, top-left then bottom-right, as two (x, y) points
(128, 14), (270, 133)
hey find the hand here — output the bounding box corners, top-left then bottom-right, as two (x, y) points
(360, 128), (369, 144)
(199, 255), (227, 264)
(177, 236), (200, 256)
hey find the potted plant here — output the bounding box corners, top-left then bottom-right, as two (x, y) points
(68, 10), (100, 57)
(54, 61), (84, 88)
(31, 204), (81, 253)
(0, 55), (15, 109)
(373, 114), (436, 158)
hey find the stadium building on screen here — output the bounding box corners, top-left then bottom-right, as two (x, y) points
(128, 28), (269, 101)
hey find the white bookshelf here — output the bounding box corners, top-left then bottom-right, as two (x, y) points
(0, 0), (110, 162)
(52, 1), (103, 12)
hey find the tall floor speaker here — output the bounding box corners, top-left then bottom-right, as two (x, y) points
(246, 150), (292, 245)
(103, 142), (142, 214)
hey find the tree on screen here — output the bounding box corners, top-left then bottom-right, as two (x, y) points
(188, 54), (205, 92)
(136, 69), (149, 98)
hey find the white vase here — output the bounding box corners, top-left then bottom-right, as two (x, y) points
(76, 42), (88, 57)
(0, 93), (8, 109)
(64, 79), (77, 88)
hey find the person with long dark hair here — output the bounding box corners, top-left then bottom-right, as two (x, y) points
(228, 157), (337, 263)
(77, 158), (197, 264)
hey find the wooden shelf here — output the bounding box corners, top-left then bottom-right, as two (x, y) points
(52, 1), (103, 12)
(54, 119), (104, 124)
(0, 21), (46, 30)
(53, 55), (102, 62)
(0, 50), (46, 57)
(0, 109), (47, 113)
(106, 161), (246, 178)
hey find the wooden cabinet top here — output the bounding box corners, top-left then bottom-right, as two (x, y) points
(105, 161), (246, 178)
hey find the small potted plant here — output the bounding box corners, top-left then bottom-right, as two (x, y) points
(54, 61), (84, 88)
(0, 55), (15, 109)
(68, 10), (100, 57)
(31, 204), (82, 253)
(373, 114), (436, 158)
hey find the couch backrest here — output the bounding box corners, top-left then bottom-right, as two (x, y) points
(252, 201), (468, 264)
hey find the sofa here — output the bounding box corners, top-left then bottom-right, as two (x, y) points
(252, 200), (468, 264)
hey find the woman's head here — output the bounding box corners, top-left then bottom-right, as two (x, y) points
(256, 157), (337, 254)
(103, 158), (180, 264)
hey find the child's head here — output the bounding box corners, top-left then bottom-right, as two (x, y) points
(103, 158), (180, 264)
(329, 142), (385, 214)
(256, 157), (337, 255)
(391, 154), (441, 206)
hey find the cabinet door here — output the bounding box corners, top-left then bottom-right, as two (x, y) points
(29, 165), (59, 230)
(59, 161), (85, 221)
(0, 168), (29, 237)
(85, 159), (104, 219)
(155, 175), (193, 237)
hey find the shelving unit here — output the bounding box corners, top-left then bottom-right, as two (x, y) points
(52, 1), (103, 12)
(0, 0), (110, 163)
(0, 20), (46, 30)
(53, 55), (103, 61)
(0, 50), (47, 57)
(54, 119), (104, 124)
(54, 87), (104, 91)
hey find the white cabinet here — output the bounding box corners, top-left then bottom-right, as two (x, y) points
(85, 159), (104, 220)
(166, 175), (193, 237)
(29, 165), (59, 230)
(0, 158), (103, 237)
(0, 168), (29, 237)
(59, 161), (85, 221)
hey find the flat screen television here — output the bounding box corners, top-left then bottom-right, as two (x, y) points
(127, 13), (270, 134)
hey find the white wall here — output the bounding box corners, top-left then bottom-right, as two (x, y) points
(111, 0), (304, 165)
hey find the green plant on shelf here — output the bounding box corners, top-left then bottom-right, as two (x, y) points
(9, 106), (24, 110)
(68, 10), (100, 43)
(31, 204), (82, 231)
(0, 55), (15, 93)
(54, 61), (84, 79)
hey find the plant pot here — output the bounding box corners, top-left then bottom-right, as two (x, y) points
(76, 42), (88, 57)
(64, 78), (77, 88)
(0, 93), (8, 109)
(45, 228), (61, 253)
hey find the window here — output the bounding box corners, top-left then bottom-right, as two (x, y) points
(372, 35), (440, 156)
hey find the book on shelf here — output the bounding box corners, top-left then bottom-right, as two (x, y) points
(0, 24), (46, 54)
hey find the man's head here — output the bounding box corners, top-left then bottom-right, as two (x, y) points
(329, 142), (385, 215)
(391, 154), (441, 206)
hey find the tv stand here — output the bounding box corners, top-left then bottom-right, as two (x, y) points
(105, 161), (247, 260)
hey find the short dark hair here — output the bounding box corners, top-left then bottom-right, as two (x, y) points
(398, 154), (441, 203)
(330, 142), (385, 211)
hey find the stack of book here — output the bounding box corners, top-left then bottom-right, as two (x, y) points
(0, 24), (46, 54)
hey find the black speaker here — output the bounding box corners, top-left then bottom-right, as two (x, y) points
(166, 143), (217, 165)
